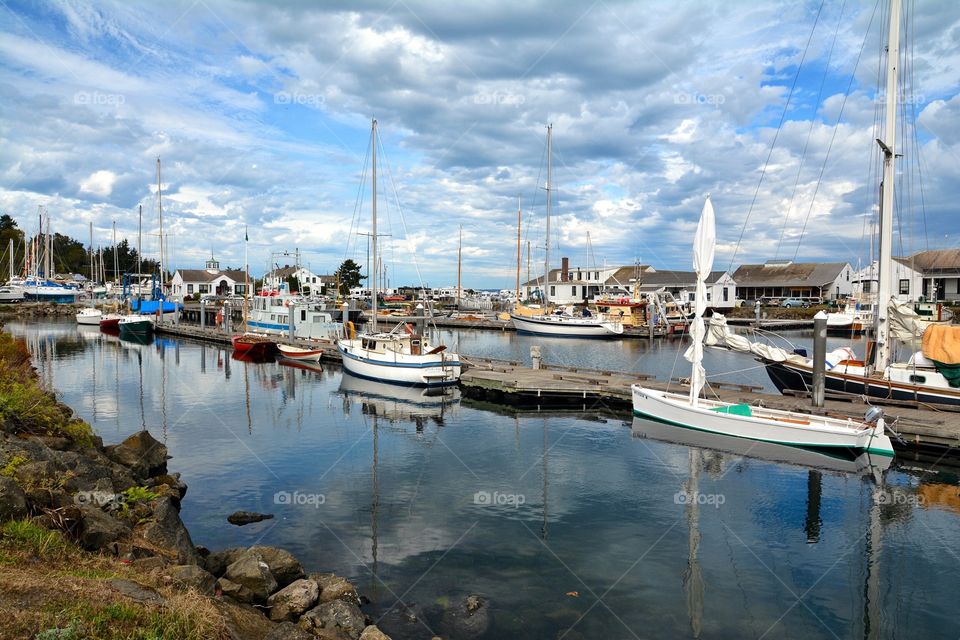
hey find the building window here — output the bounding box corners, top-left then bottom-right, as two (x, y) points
(846, 270), (849, 281)
(187, 284), (193, 294)
(863, 281), (872, 293)
(594, 271), (599, 280)
(723, 287), (729, 302)
(688, 292), (695, 302)
(571, 286), (577, 296)
(706, 292), (712, 302)
(550, 286), (555, 296)
(199, 284), (210, 294)
(899, 279), (909, 295)
(235, 284), (247, 295)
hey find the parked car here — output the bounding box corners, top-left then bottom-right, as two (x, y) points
(781, 298), (810, 309)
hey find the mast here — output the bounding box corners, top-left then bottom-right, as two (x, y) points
(515, 195), (521, 304)
(243, 225), (249, 333)
(45, 216), (51, 279)
(371, 118), (378, 333)
(874, 0), (901, 372)
(157, 158), (165, 291)
(88, 221), (94, 285)
(112, 220), (118, 285)
(6, 238), (12, 283)
(456, 225), (462, 310)
(543, 123), (553, 308)
(137, 204), (143, 301)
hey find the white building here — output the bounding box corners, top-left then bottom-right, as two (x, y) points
(635, 270), (738, 309)
(854, 249), (960, 302)
(263, 265), (336, 296)
(732, 261), (854, 302)
(170, 258), (247, 301)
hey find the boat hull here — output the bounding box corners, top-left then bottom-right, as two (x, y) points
(99, 314), (123, 329)
(76, 310), (102, 325)
(509, 313), (623, 338)
(118, 319), (154, 335)
(631, 385), (894, 455)
(764, 359), (960, 406)
(277, 345), (324, 362)
(231, 334), (276, 357)
(337, 340), (460, 387)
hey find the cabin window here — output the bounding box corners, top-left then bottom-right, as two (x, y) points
(899, 279), (910, 295)
(722, 287), (729, 302)
(187, 284), (193, 294)
(571, 286), (577, 296)
(411, 339), (421, 355)
(909, 375), (926, 384)
(199, 284), (210, 294)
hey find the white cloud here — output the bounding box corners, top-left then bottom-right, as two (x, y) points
(79, 169), (116, 196)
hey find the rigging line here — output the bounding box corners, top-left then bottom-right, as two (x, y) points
(792, 0), (881, 261)
(345, 138), (372, 264)
(726, 0), (826, 273)
(775, 0), (847, 261)
(907, 0), (929, 252)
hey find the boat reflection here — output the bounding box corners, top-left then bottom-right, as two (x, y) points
(631, 416), (892, 475)
(231, 349), (276, 364)
(338, 371), (460, 426)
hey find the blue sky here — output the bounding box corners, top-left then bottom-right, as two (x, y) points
(1, 0), (958, 287)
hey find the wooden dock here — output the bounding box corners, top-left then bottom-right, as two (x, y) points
(153, 321), (960, 455)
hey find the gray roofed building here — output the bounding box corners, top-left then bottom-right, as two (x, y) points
(732, 260), (854, 300)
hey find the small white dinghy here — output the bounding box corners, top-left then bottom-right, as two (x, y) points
(76, 307), (102, 326)
(630, 197), (894, 457)
(277, 344), (324, 363)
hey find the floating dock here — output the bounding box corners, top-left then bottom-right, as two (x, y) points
(152, 320), (960, 456)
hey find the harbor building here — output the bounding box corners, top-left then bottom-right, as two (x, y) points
(732, 260), (854, 303)
(170, 257), (247, 301)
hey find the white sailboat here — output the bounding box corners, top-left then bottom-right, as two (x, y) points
(509, 124), (623, 338)
(632, 197), (894, 456)
(336, 119), (461, 387)
(758, 0), (960, 407)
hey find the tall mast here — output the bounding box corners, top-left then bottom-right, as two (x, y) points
(112, 220), (118, 284)
(137, 204), (143, 300)
(515, 195), (521, 303)
(874, 0), (901, 371)
(456, 225), (462, 309)
(543, 123), (553, 308)
(7, 238), (12, 283)
(46, 216), (51, 279)
(88, 221), (94, 284)
(157, 158), (165, 290)
(371, 118), (378, 333)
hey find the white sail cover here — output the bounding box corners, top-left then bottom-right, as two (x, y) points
(684, 198), (716, 406)
(705, 313), (802, 363)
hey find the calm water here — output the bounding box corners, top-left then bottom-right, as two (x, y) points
(10, 321), (959, 639)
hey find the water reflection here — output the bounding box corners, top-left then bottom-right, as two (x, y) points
(7, 321), (958, 639)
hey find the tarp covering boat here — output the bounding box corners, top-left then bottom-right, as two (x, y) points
(922, 324), (960, 365)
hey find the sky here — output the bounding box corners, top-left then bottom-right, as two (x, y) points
(0, 0), (958, 288)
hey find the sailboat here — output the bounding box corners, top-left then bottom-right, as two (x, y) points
(232, 226), (276, 358)
(336, 119), (461, 387)
(757, 0), (960, 407)
(631, 198), (893, 456)
(509, 125), (623, 338)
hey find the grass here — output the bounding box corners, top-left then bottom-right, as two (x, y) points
(0, 331), (94, 446)
(0, 519), (230, 639)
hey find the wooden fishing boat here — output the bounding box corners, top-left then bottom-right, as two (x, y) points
(277, 344), (324, 362)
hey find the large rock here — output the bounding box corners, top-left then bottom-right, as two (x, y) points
(104, 430), (168, 478)
(223, 550), (278, 603)
(149, 473), (188, 499)
(140, 496), (199, 564)
(108, 579), (165, 605)
(359, 625), (392, 640)
(435, 595), (491, 639)
(205, 547), (246, 577)
(299, 600), (366, 639)
(311, 572), (361, 606)
(250, 545), (304, 588)
(0, 476), (28, 521)
(166, 564), (216, 595)
(217, 577), (254, 604)
(78, 504), (130, 551)
(267, 578), (319, 622)
(227, 510), (273, 526)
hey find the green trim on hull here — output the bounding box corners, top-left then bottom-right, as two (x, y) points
(631, 408), (895, 457)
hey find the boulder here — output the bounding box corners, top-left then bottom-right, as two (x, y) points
(149, 473), (187, 499)
(311, 572), (361, 606)
(166, 564), (216, 595)
(78, 504), (130, 551)
(267, 578), (320, 622)
(0, 476), (28, 521)
(140, 496), (199, 565)
(264, 622), (316, 640)
(218, 577), (254, 604)
(104, 430), (168, 478)
(359, 625), (393, 640)
(108, 579), (165, 605)
(205, 547), (246, 577)
(15, 460), (62, 486)
(299, 600), (366, 639)
(227, 510), (274, 526)
(223, 551), (278, 603)
(249, 546), (304, 588)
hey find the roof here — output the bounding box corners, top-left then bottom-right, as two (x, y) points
(176, 269), (246, 283)
(732, 262), (848, 287)
(265, 265), (299, 279)
(902, 249), (960, 274)
(637, 270), (728, 288)
(522, 265), (653, 288)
